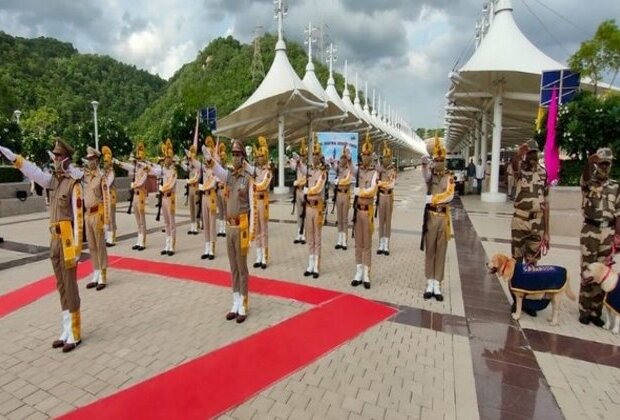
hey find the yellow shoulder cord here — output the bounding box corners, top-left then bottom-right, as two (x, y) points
(240, 213), (249, 256)
(102, 177), (110, 226)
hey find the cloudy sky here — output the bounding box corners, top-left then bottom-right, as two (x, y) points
(0, 0), (616, 128)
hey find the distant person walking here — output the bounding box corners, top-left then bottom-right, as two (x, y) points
(475, 159), (485, 195)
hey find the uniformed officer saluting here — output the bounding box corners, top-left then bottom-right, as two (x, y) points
(204, 139), (253, 323)
(1, 141), (84, 352)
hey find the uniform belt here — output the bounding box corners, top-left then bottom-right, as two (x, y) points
(134, 190), (141, 195)
(257, 193), (266, 199)
(87, 205), (99, 214)
(307, 199), (321, 208)
(428, 205), (446, 213)
(357, 204), (369, 211)
(227, 214), (247, 226)
(379, 188), (393, 194)
(514, 209), (542, 220)
(49, 223), (61, 237)
(585, 218), (614, 228)
(337, 186), (349, 193)
(164, 191), (173, 198)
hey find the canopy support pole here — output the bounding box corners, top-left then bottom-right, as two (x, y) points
(274, 113), (289, 194)
(482, 83), (507, 202)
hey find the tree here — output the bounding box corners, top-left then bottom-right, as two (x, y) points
(569, 19), (620, 93)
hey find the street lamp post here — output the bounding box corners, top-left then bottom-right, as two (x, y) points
(13, 110), (21, 124)
(91, 101), (99, 151)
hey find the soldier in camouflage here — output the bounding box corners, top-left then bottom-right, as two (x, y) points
(579, 147), (620, 326)
(511, 139), (550, 266)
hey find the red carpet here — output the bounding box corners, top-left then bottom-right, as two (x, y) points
(1, 255), (396, 418)
(60, 294), (396, 419)
(109, 256), (342, 305)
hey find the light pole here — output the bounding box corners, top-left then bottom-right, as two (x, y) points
(91, 100), (99, 151)
(13, 109), (21, 124)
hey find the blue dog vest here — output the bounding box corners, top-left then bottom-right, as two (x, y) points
(510, 263), (567, 294)
(604, 275), (620, 316)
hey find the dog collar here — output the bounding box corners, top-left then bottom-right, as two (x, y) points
(601, 266), (614, 285)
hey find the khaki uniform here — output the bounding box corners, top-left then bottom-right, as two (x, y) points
(354, 166), (378, 276)
(213, 161), (251, 320)
(423, 168), (454, 283)
(289, 158), (307, 243)
(377, 164), (396, 254)
(334, 161), (352, 248)
(200, 161), (218, 259)
(184, 157), (201, 234)
(160, 164), (178, 253)
(302, 163), (327, 276)
(84, 167), (109, 287)
(120, 160), (150, 249)
(579, 175), (620, 318)
(251, 165), (272, 267)
(511, 163), (548, 263)
(103, 165), (117, 245)
(12, 153), (83, 349)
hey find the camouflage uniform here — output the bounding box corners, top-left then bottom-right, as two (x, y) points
(579, 149), (620, 321)
(511, 162), (548, 263)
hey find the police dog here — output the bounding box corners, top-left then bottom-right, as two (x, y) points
(581, 262), (620, 334)
(487, 254), (576, 325)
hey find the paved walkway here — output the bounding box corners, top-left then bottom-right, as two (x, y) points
(0, 168), (618, 419)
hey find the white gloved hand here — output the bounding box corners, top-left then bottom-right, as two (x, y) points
(303, 187), (308, 195)
(421, 155), (431, 165)
(353, 187), (360, 196)
(425, 194), (433, 204)
(292, 152), (300, 160)
(0, 145), (16, 162)
(158, 185), (164, 192)
(112, 158), (120, 165)
(130, 182), (135, 189)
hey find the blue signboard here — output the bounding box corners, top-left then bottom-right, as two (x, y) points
(200, 107), (217, 132)
(316, 132), (358, 184)
(540, 70), (580, 106)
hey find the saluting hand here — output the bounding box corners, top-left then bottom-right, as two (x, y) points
(0, 145), (16, 162)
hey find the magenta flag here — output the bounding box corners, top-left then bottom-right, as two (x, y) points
(544, 86), (560, 185)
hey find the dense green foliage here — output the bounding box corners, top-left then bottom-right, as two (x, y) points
(557, 159), (620, 186)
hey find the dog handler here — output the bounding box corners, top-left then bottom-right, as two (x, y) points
(579, 148), (620, 327)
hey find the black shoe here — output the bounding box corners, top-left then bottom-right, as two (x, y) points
(208, 254), (215, 260)
(253, 262), (261, 268)
(201, 254), (208, 260)
(341, 246), (347, 250)
(236, 314), (247, 324)
(523, 308), (537, 317)
(62, 340), (81, 353)
(423, 291), (434, 300)
(221, 233), (226, 237)
(132, 245), (139, 250)
(351, 279), (362, 287)
(294, 239), (300, 244)
(590, 316), (605, 327)
(161, 250), (167, 255)
(106, 242), (115, 248)
(96, 283), (106, 291)
(187, 231), (193, 235)
(304, 270), (312, 277)
(384, 251), (390, 256)
(137, 246), (145, 251)
(335, 244), (342, 250)
(363, 282), (370, 290)
(312, 272), (319, 279)
(300, 240), (306, 244)
(261, 263), (267, 269)
(86, 282), (97, 289)
(167, 251), (175, 256)
(434, 294), (444, 302)
(579, 314), (590, 325)
(376, 249), (383, 255)
(52, 339), (65, 349)
(225, 312), (237, 321)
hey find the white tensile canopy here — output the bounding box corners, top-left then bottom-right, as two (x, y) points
(445, 0), (565, 202)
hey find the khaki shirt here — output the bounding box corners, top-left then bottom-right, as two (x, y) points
(50, 174), (79, 223)
(84, 168), (104, 209)
(226, 168), (251, 217)
(356, 166), (377, 206)
(378, 165), (396, 192)
(514, 163), (548, 212)
(306, 164), (327, 201)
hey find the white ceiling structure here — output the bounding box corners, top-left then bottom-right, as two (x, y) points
(215, 0), (426, 192)
(444, 0), (568, 201)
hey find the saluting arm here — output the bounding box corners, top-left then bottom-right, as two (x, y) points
(431, 176), (455, 206)
(359, 171), (378, 198)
